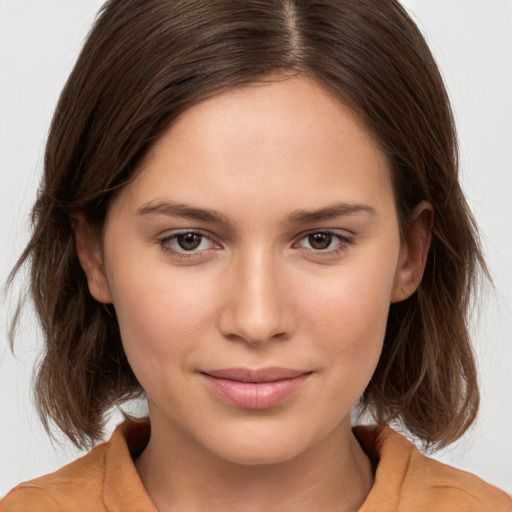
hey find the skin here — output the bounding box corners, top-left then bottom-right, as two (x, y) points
(74, 75), (432, 511)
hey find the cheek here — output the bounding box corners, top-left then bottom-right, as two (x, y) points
(301, 250), (398, 372)
(106, 255), (219, 373)
(306, 260), (395, 334)
(306, 285), (389, 373)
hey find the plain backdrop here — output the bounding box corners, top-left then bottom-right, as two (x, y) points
(1, 0), (511, 496)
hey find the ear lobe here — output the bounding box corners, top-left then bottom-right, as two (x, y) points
(391, 201), (434, 303)
(71, 213), (113, 304)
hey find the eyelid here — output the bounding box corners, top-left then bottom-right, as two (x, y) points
(156, 228), (353, 261)
(291, 229), (354, 255)
(158, 229), (222, 259)
(293, 228), (353, 243)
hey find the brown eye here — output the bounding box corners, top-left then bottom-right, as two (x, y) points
(159, 231), (218, 259)
(308, 232), (333, 250)
(294, 230), (352, 255)
(176, 232), (203, 250)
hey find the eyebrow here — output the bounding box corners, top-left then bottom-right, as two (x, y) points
(137, 200), (376, 225)
(137, 200), (232, 226)
(287, 202), (377, 223)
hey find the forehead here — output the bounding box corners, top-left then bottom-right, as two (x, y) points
(113, 76), (394, 219)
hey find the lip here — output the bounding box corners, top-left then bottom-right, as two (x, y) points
(201, 367), (311, 409)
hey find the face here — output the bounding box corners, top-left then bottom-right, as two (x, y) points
(77, 76), (430, 465)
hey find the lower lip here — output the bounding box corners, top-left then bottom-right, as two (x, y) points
(202, 373), (311, 409)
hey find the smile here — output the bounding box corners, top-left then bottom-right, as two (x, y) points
(201, 368), (312, 409)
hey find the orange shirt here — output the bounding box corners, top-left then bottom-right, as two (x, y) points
(2, 418), (511, 511)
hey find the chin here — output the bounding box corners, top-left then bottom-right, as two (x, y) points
(198, 421), (321, 466)
(213, 440), (303, 466)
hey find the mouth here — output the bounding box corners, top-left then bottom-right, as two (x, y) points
(200, 367), (312, 409)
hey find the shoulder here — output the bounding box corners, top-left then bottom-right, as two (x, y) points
(1, 436), (109, 512)
(1, 418), (154, 512)
(355, 425), (512, 512)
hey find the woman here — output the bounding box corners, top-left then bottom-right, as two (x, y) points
(2, 0), (511, 510)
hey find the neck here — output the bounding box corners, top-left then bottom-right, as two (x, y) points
(135, 415), (374, 512)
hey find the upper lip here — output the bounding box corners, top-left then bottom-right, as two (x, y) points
(202, 367), (310, 383)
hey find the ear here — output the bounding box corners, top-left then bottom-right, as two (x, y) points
(71, 213), (113, 304)
(391, 201), (434, 303)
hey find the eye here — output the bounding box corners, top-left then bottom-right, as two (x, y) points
(173, 232), (207, 251)
(304, 232), (336, 250)
(294, 230), (352, 253)
(159, 230), (218, 258)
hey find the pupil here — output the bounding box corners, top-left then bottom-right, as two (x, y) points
(177, 233), (201, 250)
(309, 233), (332, 250)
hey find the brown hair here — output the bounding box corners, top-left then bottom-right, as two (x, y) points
(9, 0), (485, 449)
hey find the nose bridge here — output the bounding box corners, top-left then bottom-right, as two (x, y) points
(219, 246), (292, 345)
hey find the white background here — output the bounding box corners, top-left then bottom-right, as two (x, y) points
(1, 0), (511, 496)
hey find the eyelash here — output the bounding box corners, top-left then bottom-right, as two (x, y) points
(157, 229), (353, 260)
(292, 229), (353, 258)
(158, 231), (220, 260)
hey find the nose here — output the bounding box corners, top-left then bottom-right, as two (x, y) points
(218, 249), (295, 346)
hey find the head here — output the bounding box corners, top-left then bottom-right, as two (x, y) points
(13, 0), (484, 450)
